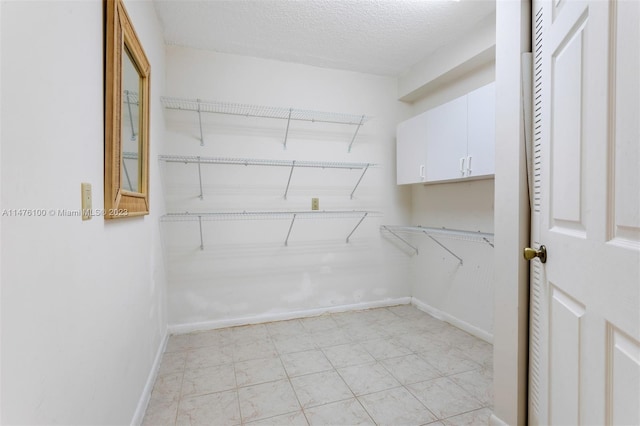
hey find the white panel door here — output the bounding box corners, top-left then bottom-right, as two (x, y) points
(396, 111), (428, 185)
(466, 82), (495, 178)
(424, 96), (468, 182)
(528, 1), (640, 425)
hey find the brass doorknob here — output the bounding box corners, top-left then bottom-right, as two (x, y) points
(524, 245), (547, 263)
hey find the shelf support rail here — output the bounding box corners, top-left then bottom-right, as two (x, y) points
(346, 212), (368, 243)
(198, 215), (204, 250)
(283, 108), (293, 150)
(347, 115), (365, 153)
(197, 100), (205, 146)
(197, 156), (204, 200)
(284, 160), (296, 199)
(380, 225), (419, 255)
(284, 213), (297, 246)
(482, 237), (494, 248)
(423, 231), (464, 265)
(122, 156), (133, 192)
(124, 90), (137, 141)
(350, 163), (370, 199)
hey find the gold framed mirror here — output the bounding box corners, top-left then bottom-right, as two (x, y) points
(104, 0), (150, 219)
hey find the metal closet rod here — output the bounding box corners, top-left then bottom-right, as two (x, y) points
(160, 96), (370, 151)
(380, 225), (495, 265)
(158, 155), (375, 200)
(162, 210), (382, 250)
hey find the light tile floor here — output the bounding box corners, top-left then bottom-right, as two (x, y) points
(143, 305), (493, 426)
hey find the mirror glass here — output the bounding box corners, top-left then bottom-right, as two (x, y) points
(121, 47), (140, 192)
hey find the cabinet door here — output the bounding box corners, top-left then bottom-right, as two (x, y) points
(425, 96), (468, 182)
(396, 111), (428, 185)
(466, 82), (495, 178)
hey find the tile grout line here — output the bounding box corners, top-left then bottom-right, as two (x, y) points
(277, 347), (310, 425)
(173, 344), (189, 426)
(231, 354), (244, 426)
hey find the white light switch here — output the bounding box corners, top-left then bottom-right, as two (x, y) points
(81, 183), (92, 221)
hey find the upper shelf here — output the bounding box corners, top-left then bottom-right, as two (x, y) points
(160, 96), (370, 151)
(158, 155), (374, 170)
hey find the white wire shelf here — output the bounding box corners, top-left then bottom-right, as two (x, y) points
(160, 96), (369, 125)
(380, 225), (494, 264)
(158, 155), (375, 200)
(163, 210), (381, 222)
(123, 90), (139, 106)
(160, 96), (370, 151)
(158, 155), (372, 170)
(163, 210), (382, 249)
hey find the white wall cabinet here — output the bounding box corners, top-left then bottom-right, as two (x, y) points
(396, 110), (428, 184)
(425, 96), (468, 182)
(396, 82), (495, 185)
(466, 82), (496, 179)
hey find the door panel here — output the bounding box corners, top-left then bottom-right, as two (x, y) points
(609, 325), (640, 425)
(549, 284), (584, 426)
(610, 0), (640, 246)
(550, 13), (586, 230)
(529, 0), (640, 424)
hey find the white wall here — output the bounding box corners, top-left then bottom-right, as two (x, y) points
(409, 179), (495, 340)
(0, 1), (168, 424)
(163, 46), (411, 329)
(0, 1), (3, 420)
(397, 20), (496, 340)
(399, 13), (496, 102)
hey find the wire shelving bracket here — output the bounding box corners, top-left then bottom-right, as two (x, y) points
(123, 90), (138, 141)
(122, 151), (139, 192)
(158, 155), (376, 200)
(380, 225), (494, 265)
(160, 96), (370, 151)
(162, 211), (381, 250)
(380, 226), (419, 255)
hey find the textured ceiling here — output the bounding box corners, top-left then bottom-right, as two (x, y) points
(153, 0), (496, 76)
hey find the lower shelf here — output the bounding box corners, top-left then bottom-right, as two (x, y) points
(162, 210), (382, 249)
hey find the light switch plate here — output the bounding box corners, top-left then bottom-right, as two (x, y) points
(81, 183), (92, 220)
(311, 198), (319, 211)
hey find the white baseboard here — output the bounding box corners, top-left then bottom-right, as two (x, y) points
(130, 328), (169, 426)
(411, 297), (493, 344)
(168, 297), (412, 335)
(489, 413), (509, 426)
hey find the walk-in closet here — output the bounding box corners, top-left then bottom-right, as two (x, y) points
(10, 1), (638, 425)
